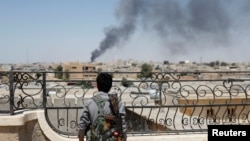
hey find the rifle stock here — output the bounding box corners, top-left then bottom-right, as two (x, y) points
(109, 93), (125, 141)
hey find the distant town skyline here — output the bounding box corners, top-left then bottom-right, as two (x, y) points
(1, 0), (250, 64)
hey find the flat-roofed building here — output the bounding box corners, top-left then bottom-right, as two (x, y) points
(63, 62), (97, 86)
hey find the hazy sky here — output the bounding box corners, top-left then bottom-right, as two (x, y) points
(1, 0), (250, 64)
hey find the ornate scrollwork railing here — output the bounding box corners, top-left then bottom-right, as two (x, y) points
(1, 71), (250, 137)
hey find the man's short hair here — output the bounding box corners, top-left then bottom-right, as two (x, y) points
(96, 72), (112, 93)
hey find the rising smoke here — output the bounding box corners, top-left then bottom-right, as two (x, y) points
(90, 0), (249, 62)
(91, 0), (141, 62)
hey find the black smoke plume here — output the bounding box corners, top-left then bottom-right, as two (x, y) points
(91, 0), (249, 62)
(91, 0), (141, 62)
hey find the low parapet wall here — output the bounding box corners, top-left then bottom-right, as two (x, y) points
(0, 110), (75, 141)
(0, 110), (47, 141)
(0, 110), (207, 141)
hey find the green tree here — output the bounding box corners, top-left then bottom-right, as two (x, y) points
(209, 61), (216, 67)
(35, 72), (42, 79)
(80, 81), (93, 88)
(215, 60), (220, 66)
(138, 63), (153, 78)
(54, 65), (63, 79)
(232, 63), (236, 66)
(221, 62), (228, 66)
(64, 70), (69, 80)
(131, 63), (137, 67)
(121, 77), (133, 87)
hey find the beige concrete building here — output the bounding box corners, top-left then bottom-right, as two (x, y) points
(63, 62), (97, 79)
(63, 62), (97, 86)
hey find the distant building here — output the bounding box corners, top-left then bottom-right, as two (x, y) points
(63, 62), (97, 86)
(0, 65), (12, 84)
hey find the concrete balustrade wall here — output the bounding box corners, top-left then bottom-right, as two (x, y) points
(0, 120), (49, 141)
(0, 110), (76, 141)
(0, 110), (207, 141)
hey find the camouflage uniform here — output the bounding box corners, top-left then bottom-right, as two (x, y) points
(78, 91), (127, 141)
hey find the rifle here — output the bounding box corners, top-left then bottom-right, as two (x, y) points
(108, 93), (124, 141)
(96, 93), (124, 141)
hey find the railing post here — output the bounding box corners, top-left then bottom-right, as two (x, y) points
(42, 72), (47, 108)
(159, 81), (162, 106)
(9, 71), (14, 115)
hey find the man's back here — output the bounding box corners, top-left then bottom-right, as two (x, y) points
(78, 72), (127, 141)
(86, 92), (113, 125)
(78, 92), (127, 141)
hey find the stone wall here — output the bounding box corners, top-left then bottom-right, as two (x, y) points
(0, 110), (208, 141)
(0, 119), (49, 141)
(0, 110), (71, 141)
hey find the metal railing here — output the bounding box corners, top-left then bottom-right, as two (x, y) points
(1, 71), (250, 138)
